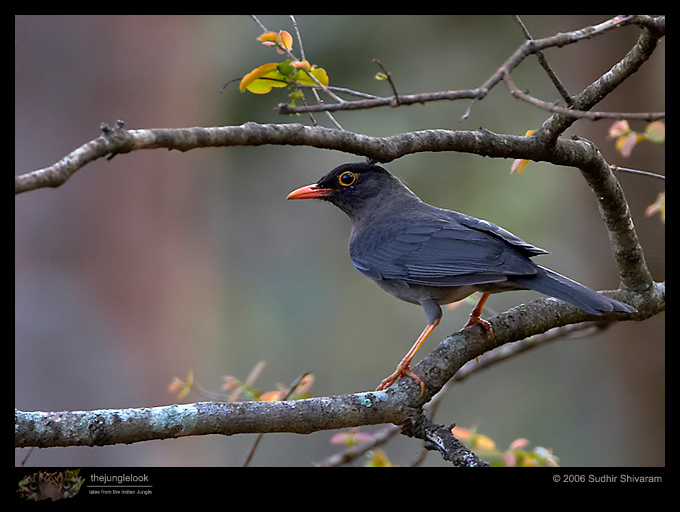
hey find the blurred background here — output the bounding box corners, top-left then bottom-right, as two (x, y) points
(15, 15), (664, 467)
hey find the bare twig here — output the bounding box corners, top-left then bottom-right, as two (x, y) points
(503, 73), (665, 121)
(278, 88), (479, 114)
(610, 165), (665, 181)
(512, 15), (574, 106)
(290, 15), (306, 61)
(373, 59), (400, 105)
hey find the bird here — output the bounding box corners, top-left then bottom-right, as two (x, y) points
(287, 162), (636, 394)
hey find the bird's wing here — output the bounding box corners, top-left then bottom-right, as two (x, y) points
(350, 215), (543, 287)
(452, 211), (549, 258)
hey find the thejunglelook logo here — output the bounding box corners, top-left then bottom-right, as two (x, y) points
(17, 469), (84, 501)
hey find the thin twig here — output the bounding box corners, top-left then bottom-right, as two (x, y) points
(290, 15), (306, 61)
(249, 14), (268, 33)
(610, 165), (665, 181)
(288, 15), (321, 126)
(278, 88), (480, 114)
(373, 59), (400, 105)
(504, 73), (665, 121)
(512, 15), (574, 106)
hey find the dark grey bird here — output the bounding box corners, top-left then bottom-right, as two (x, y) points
(287, 163), (636, 393)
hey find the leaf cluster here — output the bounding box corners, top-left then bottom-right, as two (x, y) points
(239, 30), (329, 107)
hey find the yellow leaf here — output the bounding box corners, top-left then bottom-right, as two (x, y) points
(645, 191), (665, 222)
(451, 426), (473, 441)
(608, 119), (630, 138)
(511, 130), (535, 173)
(511, 158), (530, 174)
(291, 59), (311, 70)
(615, 132), (639, 157)
(257, 32), (280, 43)
(310, 67), (329, 87)
(471, 433), (496, 451)
(278, 30), (293, 50)
(258, 30), (293, 53)
(364, 449), (395, 467)
(240, 63), (287, 94)
(168, 370), (194, 399)
(260, 390), (284, 401)
(643, 120), (665, 144)
(240, 63), (277, 91)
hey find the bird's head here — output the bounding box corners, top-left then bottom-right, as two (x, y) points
(287, 163), (414, 220)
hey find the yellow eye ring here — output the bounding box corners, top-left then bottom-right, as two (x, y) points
(338, 171), (356, 187)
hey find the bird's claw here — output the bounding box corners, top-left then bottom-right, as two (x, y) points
(376, 366), (425, 396)
(464, 314), (494, 342)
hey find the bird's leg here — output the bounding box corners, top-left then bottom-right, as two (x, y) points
(375, 318), (439, 395)
(464, 293), (493, 341)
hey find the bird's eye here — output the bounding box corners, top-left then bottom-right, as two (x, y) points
(338, 171), (356, 187)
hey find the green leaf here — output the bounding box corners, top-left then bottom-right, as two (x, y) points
(288, 89), (304, 107)
(277, 59), (295, 77)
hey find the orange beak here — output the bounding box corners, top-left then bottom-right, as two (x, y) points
(287, 183), (333, 200)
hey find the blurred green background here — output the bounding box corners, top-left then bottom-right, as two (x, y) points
(15, 15), (664, 467)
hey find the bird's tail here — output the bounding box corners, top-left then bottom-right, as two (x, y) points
(513, 267), (636, 315)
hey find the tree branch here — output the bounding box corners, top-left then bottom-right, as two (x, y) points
(8, 122), (640, 191)
(512, 15), (574, 107)
(11, 123), (553, 193)
(15, 392), (419, 448)
(401, 415), (489, 467)
(16, 282), (663, 449)
(274, 15), (663, 121)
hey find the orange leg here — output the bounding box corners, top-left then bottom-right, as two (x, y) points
(375, 318), (439, 396)
(464, 293), (493, 341)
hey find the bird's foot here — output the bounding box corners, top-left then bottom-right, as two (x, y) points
(464, 313), (494, 342)
(464, 293), (494, 341)
(376, 365), (425, 396)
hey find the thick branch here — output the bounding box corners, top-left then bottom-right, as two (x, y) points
(7, 123), (624, 192)
(575, 145), (654, 291)
(14, 124), (536, 193)
(15, 392), (419, 448)
(16, 282), (663, 449)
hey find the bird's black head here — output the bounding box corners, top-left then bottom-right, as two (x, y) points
(287, 163), (413, 219)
